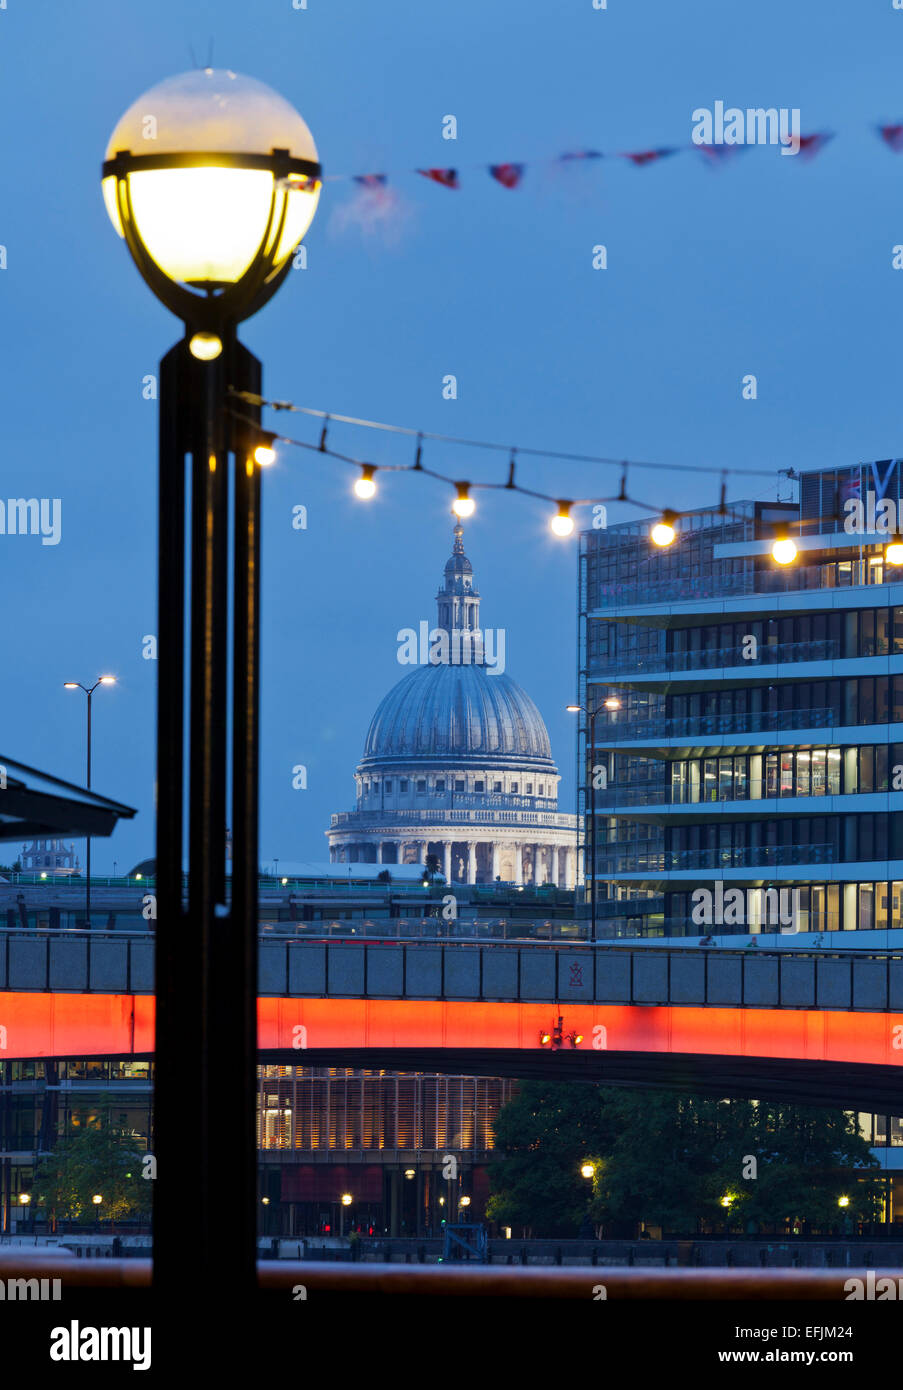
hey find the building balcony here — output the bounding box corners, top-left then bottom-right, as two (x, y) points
(589, 559), (901, 616)
(589, 638), (840, 681)
(596, 842), (835, 874)
(593, 705), (838, 745)
(329, 808), (576, 830)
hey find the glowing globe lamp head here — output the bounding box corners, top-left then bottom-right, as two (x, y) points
(771, 534), (797, 566)
(102, 69), (321, 324)
(886, 537), (903, 566)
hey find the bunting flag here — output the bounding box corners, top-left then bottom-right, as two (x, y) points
(325, 123), (903, 196)
(696, 143), (751, 166)
(878, 124), (903, 151)
(796, 132), (833, 160)
(488, 162), (525, 188)
(416, 167), (459, 188)
(620, 147), (679, 166)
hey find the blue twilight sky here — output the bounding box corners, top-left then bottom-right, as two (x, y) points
(1, 0), (902, 872)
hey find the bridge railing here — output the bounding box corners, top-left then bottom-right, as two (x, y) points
(0, 929), (901, 1012)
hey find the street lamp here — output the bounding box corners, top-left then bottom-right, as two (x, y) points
(102, 68), (321, 1300)
(580, 1163), (595, 1180)
(63, 677), (116, 926)
(567, 698), (620, 938)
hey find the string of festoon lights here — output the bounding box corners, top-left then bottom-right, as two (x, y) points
(223, 389), (852, 568)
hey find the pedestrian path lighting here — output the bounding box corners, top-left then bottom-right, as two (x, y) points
(102, 68), (321, 1303)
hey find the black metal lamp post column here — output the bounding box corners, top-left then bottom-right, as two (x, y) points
(63, 677), (116, 926)
(101, 69), (321, 1298)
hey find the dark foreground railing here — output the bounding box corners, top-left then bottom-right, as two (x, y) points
(0, 1255), (887, 1299)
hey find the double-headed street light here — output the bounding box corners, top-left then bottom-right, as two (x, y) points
(63, 677), (116, 926)
(102, 68), (321, 1300)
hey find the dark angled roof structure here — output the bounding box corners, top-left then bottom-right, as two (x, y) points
(0, 755), (136, 843)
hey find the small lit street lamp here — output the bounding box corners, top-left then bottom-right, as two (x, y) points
(102, 68), (321, 1299)
(580, 1162), (595, 1180)
(340, 1192), (353, 1238)
(63, 676), (116, 926)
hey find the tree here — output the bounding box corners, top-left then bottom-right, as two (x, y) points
(424, 853), (442, 882)
(32, 1107), (152, 1226)
(588, 1093), (881, 1235)
(377, 869), (392, 884)
(487, 1083), (882, 1238)
(486, 1082), (615, 1236)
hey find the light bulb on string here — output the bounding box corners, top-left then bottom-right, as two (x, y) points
(771, 531), (797, 566)
(354, 465), (377, 500)
(650, 510), (677, 547)
(550, 501), (575, 537)
(453, 483), (475, 518)
(253, 431), (277, 466)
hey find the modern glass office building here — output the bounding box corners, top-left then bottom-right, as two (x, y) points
(577, 459), (903, 944)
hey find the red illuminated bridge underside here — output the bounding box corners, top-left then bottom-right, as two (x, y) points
(3, 994), (903, 1106)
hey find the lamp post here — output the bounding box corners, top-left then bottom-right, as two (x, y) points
(63, 677), (116, 926)
(567, 699), (620, 939)
(101, 69), (321, 1299)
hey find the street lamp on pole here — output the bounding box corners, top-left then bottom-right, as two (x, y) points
(102, 68), (321, 1302)
(567, 698), (621, 939)
(64, 677), (116, 926)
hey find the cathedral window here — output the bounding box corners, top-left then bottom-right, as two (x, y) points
(400, 779), (408, 792)
(455, 779), (465, 791)
(385, 780), (393, 792)
(511, 783), (518, 793)
(436, 779), (446, 791)
(526, 783), (533, 794)
(416, 779), (426, 792)
(493, 781), (502, 792)
(475, 780), (484, 792)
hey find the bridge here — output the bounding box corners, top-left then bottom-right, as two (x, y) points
(1, 931), (903, 1107)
